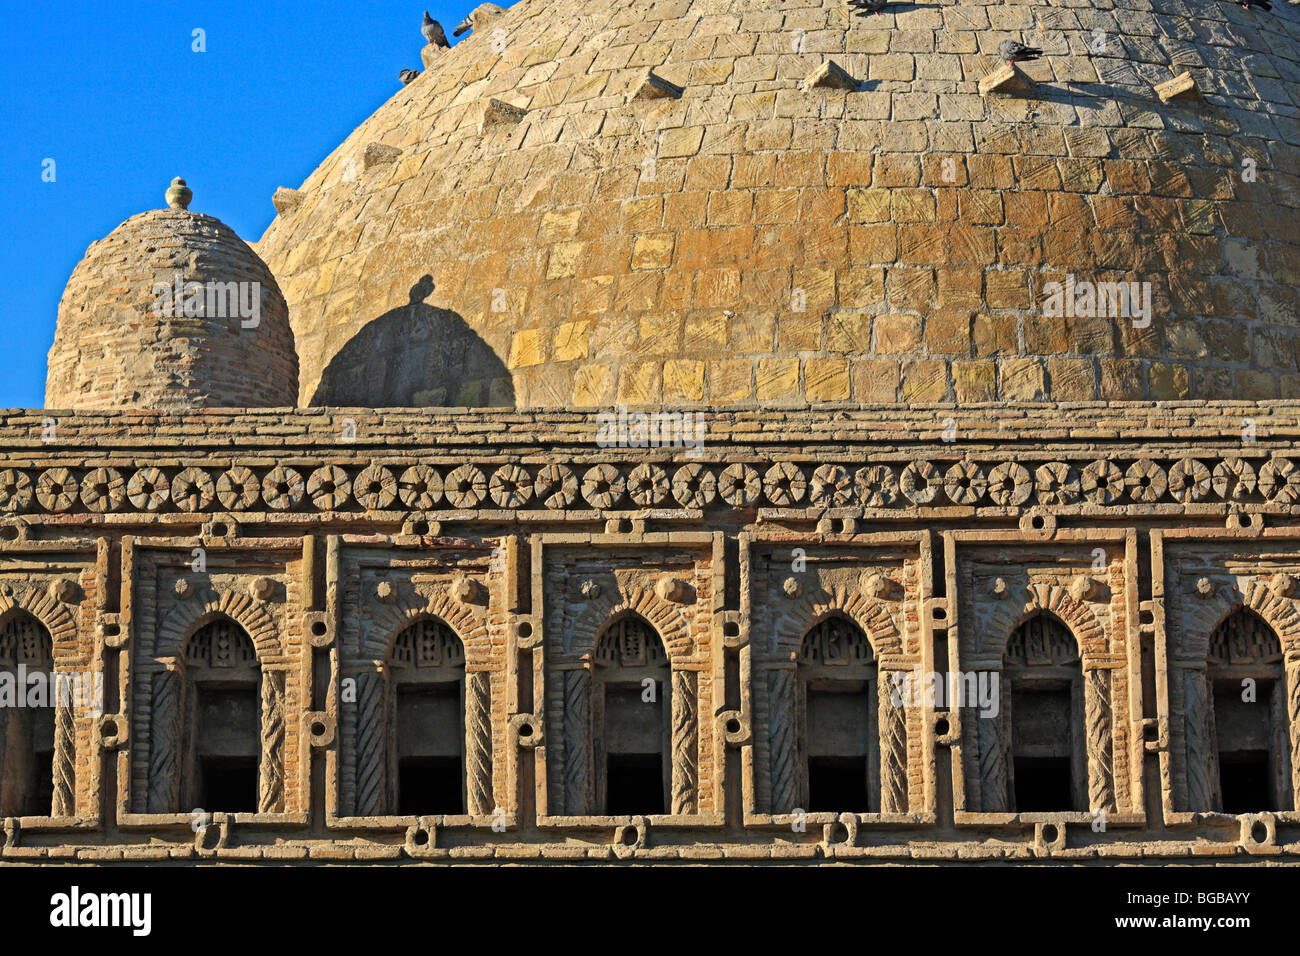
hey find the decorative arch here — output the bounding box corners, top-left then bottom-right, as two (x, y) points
(358, 589), (488, 664)
(770, 585), (903, 660)
(348, 589), (493, 818)
(155, 588), (279, 661)
(0, 599), (76, 817)
(148, 598), (285, 816)
(1181, 578), (1300, 662)
(0, 585), (79, 664)
(982, 583), (1107, 662)
(566, 583), (691, 660)
(976, 605), (1115, 815)
(1181, 596), (1300, 813)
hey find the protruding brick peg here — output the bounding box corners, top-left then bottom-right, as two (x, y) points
(479, 98), (528, 131)
(272, 187), (304, 216)
(630, 69), (684, 101)
(363, 142), (402, 171)
(978, 62), (1033, 96)
(803, 60), (859, 92)
(1154, 71), (1198, 104)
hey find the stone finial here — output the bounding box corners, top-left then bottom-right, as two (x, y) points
(1270, 573), (1297, 597)
(165, 177), (192, 210)
(1155, 71), (1198, 104)
(272, 187), (304, 216)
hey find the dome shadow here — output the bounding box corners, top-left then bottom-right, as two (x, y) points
(311, 275), (514, 408)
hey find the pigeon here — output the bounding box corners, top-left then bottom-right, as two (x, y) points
(849, 0), (888, 13)
(453, 3), (506, 37)
(422, 11), (450, 47)
(1220, 0), (1272, 9)
(399, 69), (421, 86)
(997, 39), (1043, 64)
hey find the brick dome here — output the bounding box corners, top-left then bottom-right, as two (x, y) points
(48, 204), (299, 410)
(258, 0), (1300, 408)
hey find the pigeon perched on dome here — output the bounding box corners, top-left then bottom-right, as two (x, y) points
(422, 12), (449, 47)
(997, 39), (1043, 63)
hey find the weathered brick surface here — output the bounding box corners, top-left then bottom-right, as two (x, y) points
(256, 0), (1300, 407)
(49, 210), (298, 410)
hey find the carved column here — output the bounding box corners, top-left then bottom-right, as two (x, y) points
(1287, 660), (1300, 811)
(258, 669), (287, 813)
(465, 669), (493, 815)
(1182, 666), (1213, 811)
(147, 667), (181, 813)
(766, 666), (798, 813)
(52, 675), (75, 816)
(353, 669), (386, 816)
(878, 670), (908, 813)
(1084, 666), (1115, 812)
(976, 679), (1009, 813)
(563, 668), (591, 815)
(670, 669), (698, 814)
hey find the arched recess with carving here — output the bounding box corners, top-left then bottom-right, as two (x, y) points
(0, 606), (74, 818)
(764, 588), (908, 815)
(154, 589), (280, 662)
(146, 596), (286, 816)
(346, 597), (492, 819)
(970, 586), (1115, 815)
(553, 609), (698, 817)
(1178, 584), (1300, 813)
(563, 584), (692, 661)
(0, 587), (83, 819)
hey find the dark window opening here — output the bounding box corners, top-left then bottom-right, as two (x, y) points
(1219, 751), (1271, 815)
(808, 756), (869, 812)
(196, 756), (258, 813)
(398, 757), (463, 815)
(193, 686), (260, 812)
(395, 684), (464, 814)
(1013, 757), (1073, 812)
(605, 754), (665, 815)
(805, 683), (873, 812)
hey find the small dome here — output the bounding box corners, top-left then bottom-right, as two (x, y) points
(47, 186), (298, 410)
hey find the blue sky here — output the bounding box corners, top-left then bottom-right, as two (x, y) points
(0, 0), (469, 408)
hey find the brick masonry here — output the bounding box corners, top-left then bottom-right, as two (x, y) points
(257, 0), (1300, 407)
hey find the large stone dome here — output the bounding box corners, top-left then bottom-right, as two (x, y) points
(259, 0), (1300, 408)
(49, 195), (299, 410)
